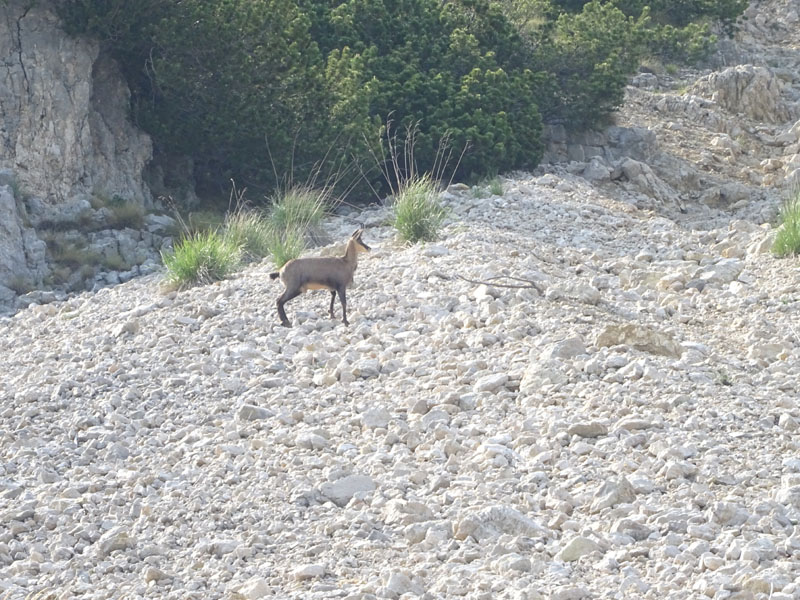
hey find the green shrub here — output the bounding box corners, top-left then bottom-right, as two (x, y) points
(392, 176), (448, 243)
(773, 191), (800, 257)
(186, 210), (226, 235)
(541, 0), (747, 63)
(60, 0), (546, 192)
(162, 230), (242, 289)
(318, 0), (545, 182)
(531, 0), (648, 129)
(488, 177), (504, 196)
(7, 275), (34, 295)
(101, 252), (128, 271)
(46, 237), (101, 269)
(59, 0), (347, 194)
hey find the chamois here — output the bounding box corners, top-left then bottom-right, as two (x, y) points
(269, 228), (371, 327)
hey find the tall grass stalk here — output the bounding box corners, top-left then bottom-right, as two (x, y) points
(773, 188), (800, 257)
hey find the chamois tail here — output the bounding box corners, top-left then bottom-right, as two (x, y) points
(269, 272), (280, 280)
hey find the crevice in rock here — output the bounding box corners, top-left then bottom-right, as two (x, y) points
(14, 4), (31, 95)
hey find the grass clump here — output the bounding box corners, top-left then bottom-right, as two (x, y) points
(260, 184), (333, 267)
(160, 182), (332, 288)
(267, 185), (328, 231)
(264, 225), (306, 268)
(488, 177), (504, 197)
(223, 208), (274, 262)
(108, 201), (146, 229)
(392, 175), (448, 243)
(162, 230), (241, 289)
(773, 189), (800, 257)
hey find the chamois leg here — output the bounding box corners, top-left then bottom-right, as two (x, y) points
(276, 288), (301, 327)
(336, 286), (348, 326)
(329, 291), (337, 319)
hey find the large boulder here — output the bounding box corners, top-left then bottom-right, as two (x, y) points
(692, 65), (792, 124)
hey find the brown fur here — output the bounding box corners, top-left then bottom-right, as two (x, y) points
(270, 228), (370, 327)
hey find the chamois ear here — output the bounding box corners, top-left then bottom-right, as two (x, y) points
(351, 227), (364, 239)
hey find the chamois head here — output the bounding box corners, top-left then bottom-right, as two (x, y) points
(349, 228), (371, 254)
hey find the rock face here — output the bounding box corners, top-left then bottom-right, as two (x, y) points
(0, 0), (152, 205)
(0, 0), (154, 310)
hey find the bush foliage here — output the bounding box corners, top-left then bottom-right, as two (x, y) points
(57, 0), (747, 202)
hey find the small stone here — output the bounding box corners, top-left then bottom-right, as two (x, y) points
(383, 571), (423, 598)
(320, 474), (376, 507)
(615, 417), (654, 431)
(293, 564), (325, 581)
(474, 373), (508, 393)
(97, 526), (135, 557)
(567, 421), (608, 438)
(238, 404), (271, 421)
(596, 323), (681, 358)
(296, 432), (329, 450)
(351, 359), (380, 378)
(209, 539), (237, 558)
(361, 407), (391, 429)
(702, 555), (724, 570)
(611, 518), (653, 541)
(542, 337), (587, 360)
(591, 477), (636, 512)
(144, 567), (168, 583)
(237, 576), (271, 599)
(664, 460), (698, 480)
(422, 244), (449, 257)
(111, 318), (140, 337)
(408, 398), (429, 414)
(556, 536), (603, 562)
(519, 359), (568, 394)
(454, 505), (545, 541)
(550, 585), (591, 600)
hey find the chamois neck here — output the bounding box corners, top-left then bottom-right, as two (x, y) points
(343, 239), (359, 265)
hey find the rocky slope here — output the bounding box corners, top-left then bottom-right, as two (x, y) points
(1, 172), (799, 600)
(2, 1), (800, 599)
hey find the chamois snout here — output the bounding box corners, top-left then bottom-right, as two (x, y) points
(270, 228), (370, 327)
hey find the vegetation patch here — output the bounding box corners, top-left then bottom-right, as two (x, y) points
(392, 176), (448, 244)
(162, 230), (242, 289)
(107, 200), (146, 230)
(223, 208), (274, 263)
(7, 275), (34, 295)
(773, 189), (800, 257)
(100, 252), (129, 272)
(267, 185), (329, 232)
(264, 225), (306, 269)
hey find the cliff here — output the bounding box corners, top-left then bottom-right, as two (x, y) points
(0, 0), (154, 307)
